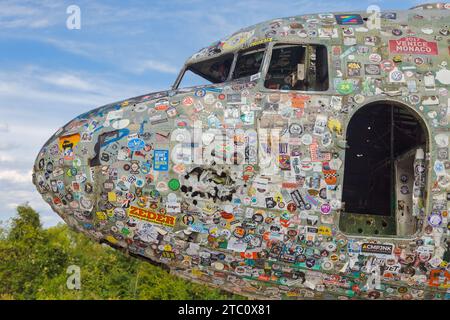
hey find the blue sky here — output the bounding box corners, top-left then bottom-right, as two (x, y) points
(0, 0), (422, 227)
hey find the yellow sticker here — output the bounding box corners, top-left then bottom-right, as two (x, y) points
(192, 268), (202, 277)
(318, 226), (332, 236)
(105, 235), (117, 244)
(108, 192), (117, 202)
(128, 206), (176, 227)
(96, 211), (107, 220)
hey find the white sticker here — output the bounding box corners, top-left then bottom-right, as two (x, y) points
(435, 134), (449, 147)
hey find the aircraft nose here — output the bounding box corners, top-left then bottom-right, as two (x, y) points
(33, 135), (62, 207)
(32, 129), (87, 213)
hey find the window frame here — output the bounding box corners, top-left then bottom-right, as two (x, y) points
(173, 44), (270, 90)
(337, 100), (431, 240)
(258, 42), (332, 95)
(174, 53), (235, 89)
(230, 44), (267, 81)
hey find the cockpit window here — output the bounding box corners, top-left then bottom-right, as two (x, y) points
(232, 45), (265, 80)
(178, 53), (234, 88)
(264, 44), (328, 91)
(178, 70), (213, 88)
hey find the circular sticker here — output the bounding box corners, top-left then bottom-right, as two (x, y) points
(380, 60), (395, 72)
(400, 186), (410, 194)
(325, 242), (337, 252)
(301, 134), (313, 145)
(353, 94), (365, 104)
(369, 53), (382, 63)
(289, 123), (303, 136)
(409, 95), (420, 105)
(414, 57), (424, 66)
(435, 134), (449, 147)
(287, 202), (297, 212)
(168, 179), (180, 191)
(391, 70), (404, 81)
(204, 93), (215, 104)
(392, 28), (402, 36)
(195, 89), (206, 97)
(428, 213), (442, 227)
(321, 203), (331, 215)
(321, 260), (334, 271)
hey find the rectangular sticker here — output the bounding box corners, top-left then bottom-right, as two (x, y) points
(335, 14), (364, 25)
(128, 206), (176, 227)
(361, 243), (394, 256)
(153, 150), (169, 171)
(389, 37), (438, 55)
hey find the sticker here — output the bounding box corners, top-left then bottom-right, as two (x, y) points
(347, 62), (362, 77)
(388, 37), (438, 56)
(365, 64), (381, 75)
(153, 150), (169, 171)
(436, 67), (450, 85)
(435, 134), (449, 147)
(369, 53), (382, 63)
(127, 138), (145, 151)
(128, 206), (176, 227)
(428, 213), (442, 227)
(59, 133), (80, 160)
(360, 243), (394, 256)
(334, 14), (364, 25)
(320, 204), (331, 215)
(380, 60), (395, 72)
(336, 80), (354, 95)
(434, 160), (445, 176)
(390, 70), (404, 82)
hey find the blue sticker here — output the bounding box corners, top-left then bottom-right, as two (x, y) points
(154, 150), (169, 171)
(128, 138), (145, 151)
(100, 128), (130, 148)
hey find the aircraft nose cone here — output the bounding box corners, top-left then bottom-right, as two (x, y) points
(32, 126), (94, 222)
(32, 90), (171, 233)
(33, 133), (65, 209)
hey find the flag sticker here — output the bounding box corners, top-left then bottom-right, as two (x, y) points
(335, 14), (364, 25)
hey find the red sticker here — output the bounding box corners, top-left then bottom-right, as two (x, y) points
(389, 37), (438, 56)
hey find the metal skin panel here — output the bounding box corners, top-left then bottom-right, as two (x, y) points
(33, 4), (450, 300)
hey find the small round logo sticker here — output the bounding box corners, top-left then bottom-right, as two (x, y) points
(321, 203), (331, 215)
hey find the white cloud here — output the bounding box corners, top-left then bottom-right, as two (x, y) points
(0, 154), (15, 162)
(0, 169), (32, 184)
(133, 59), (179, 75)
(0, 1), (62, 29)
(40, 38), (105, 60)
(0, 66), (152, 110)
(0, 122), (9, 132)
(39, 72), (94, 91)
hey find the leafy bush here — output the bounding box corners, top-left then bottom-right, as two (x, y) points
(0, 205), (242, 300)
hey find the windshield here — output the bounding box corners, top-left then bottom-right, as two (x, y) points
(177, 53), (234, 88)
(176, 44), (267, 89)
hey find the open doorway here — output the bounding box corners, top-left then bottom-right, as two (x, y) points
(340, 102), (427, 236)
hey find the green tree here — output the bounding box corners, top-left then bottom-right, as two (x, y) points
(0, 205), (242, 300)
(0, 205), (69, 299)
